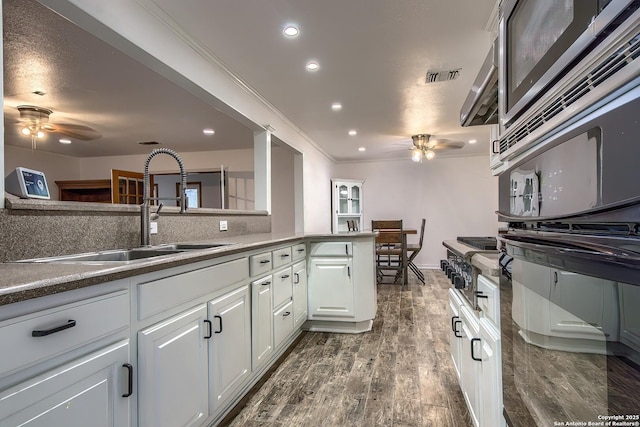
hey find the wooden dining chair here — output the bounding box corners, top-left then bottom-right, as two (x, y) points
(372, 220), (404, 284)
(406, 218), (426, 284)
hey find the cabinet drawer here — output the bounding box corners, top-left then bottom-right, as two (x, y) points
(250, 251), (273, 276)
(273, 267), (293, 309)
(273, 246), (293, 268)
(0, 291), (129, 377)
(273, 301), (294, 349)
(292, 243), (306, 261)
(137, 258), (249, 320)
(310, 241), (352, 257)
(477, 275), (499, 327)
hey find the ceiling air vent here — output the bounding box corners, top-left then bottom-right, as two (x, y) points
(425, 68), (461, 84)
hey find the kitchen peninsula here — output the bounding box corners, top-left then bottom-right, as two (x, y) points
(0, 197), (377, 427)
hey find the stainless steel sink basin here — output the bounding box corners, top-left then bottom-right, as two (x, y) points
(19, 248), (184, 263)
(161, 243), (231, 250)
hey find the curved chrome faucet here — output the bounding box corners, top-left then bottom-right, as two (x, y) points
(141, 148), (187, 246)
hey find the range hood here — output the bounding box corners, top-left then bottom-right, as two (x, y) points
(460, 38), (498, 127)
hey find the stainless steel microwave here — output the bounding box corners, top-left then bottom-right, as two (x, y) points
(498, 0), (638, 128)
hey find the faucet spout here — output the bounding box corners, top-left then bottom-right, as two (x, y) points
(141, 148), (188, 246)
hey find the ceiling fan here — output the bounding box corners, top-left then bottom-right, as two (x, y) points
(408, 134), (465, 162)
(16, 105), (102, 150)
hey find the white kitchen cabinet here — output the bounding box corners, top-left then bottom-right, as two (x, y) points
(619, 283), (640, 352)
(308, 256), (354, 319)
(479, 317), (503, 427)
(292, 261), (308, 329)
(138, 304), (209, 427)
(331, 179), (363, 233)
(448, 289), (464, 381)
(272, 266), (293, 309)
(207, 285), (251, 413)
(460, 305), (481, 427)
(0, 340), (130, 427)
(251, 275), (274, 370)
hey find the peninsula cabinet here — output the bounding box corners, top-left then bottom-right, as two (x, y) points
(307, 237), (376, 333)
(0, 284), (131, 427)
(137, 305), (209, 427)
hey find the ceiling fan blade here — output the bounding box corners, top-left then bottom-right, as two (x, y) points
(431, 139), (465, 150)
(47, 123), (102, 141)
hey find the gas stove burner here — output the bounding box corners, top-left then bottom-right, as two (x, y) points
(456, 236), (498, 250)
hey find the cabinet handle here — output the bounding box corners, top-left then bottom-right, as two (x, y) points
(294, 273), (300, 284)
(281, 253), (290, 258)
(451, 316), (459, 332)
(347, 266), (351, 278)
(203, 320), (212, 339)
(32, 319), (76, 337)
(554, 271), (558, 284)
(471, 338), (482, 361)
(297, 248), (305, 253)
(283, 311), (291, 317)
(281, 274), (290, 279)
(345, 244), (349, 255)
(475, 291), (489, 299)
(491, 139), (500, 154)
(122, 364), (133, 397)
(453, 320), (462, 338)
(214, 315), (223, 334)
(262, 281), (271, 286)
(260, 260), (271, 264)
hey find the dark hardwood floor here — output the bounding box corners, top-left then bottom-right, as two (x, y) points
(226, 270), (472, 427)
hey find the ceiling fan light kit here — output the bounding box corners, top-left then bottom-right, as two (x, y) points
(411, 134), (435, 162)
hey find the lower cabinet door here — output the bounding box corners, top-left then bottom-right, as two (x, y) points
(292, 261), (308, 329)
(0, 340), (130, 427)
(448, 289), (463, 381)
(252, 276), (274, 370)
(460, 305), (481, 427)
(274, 301), (295, 349)
(138, 304), (209, 427)
(480, 318), (503, 427)
(208, 285), (251, 413)
(308, 257), (354, 319)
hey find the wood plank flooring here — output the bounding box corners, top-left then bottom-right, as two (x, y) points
(225, 270), (472, 427)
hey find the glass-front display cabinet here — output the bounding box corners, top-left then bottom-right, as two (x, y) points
(331, 179), (363, 233)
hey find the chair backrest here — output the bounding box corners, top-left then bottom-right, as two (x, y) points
(371, 220), (402, 231)
(417, 218), (426, 248)
(373, 220), (403, 247)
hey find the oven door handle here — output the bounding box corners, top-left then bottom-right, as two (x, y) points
(500, 235), (640, 261)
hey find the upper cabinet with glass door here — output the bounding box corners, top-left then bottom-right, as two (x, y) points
(332, 179), (363, 233)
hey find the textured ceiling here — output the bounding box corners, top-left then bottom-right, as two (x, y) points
(3, 0), (497, 161)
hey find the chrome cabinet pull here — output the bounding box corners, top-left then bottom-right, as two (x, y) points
(294, 273), (300, 284)
(281, 253), (290, 258)
(260, 260), (271, 264)
(283, 311), (291, 317)
(281, 274), (290, 279)
(32, 319), (76, 337)
(262, 281), (271, 286)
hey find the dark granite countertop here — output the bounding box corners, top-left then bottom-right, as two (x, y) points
(0, 231), (375, 306)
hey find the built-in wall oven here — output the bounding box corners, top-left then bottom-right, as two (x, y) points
(497, 79), (640, 426)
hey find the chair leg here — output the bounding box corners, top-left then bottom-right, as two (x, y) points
(408, 261), (425, 285)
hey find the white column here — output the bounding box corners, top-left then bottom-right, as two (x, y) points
(293, 152), (304, 233)
(253, 130), (271, 213)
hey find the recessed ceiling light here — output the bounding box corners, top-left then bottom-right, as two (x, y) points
(358, 147), (366, 152)
(203, 128), (215, 136)
(348, 130), (357, 136)
(331, 102), (342, 111)
(469, 139), (477, 144)
(306, 61), (319, 71)
(283, 25), (299, 37)
(59, 139), (71, 144)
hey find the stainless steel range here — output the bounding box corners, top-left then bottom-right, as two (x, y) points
(441, 237), (498, 308)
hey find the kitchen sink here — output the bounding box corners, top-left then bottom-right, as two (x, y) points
(19, 248), (184, 263)
(161, 243), (231, 250)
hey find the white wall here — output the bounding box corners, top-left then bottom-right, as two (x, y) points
(334, 154), (498, 268)
(271, 145), (295, 233)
